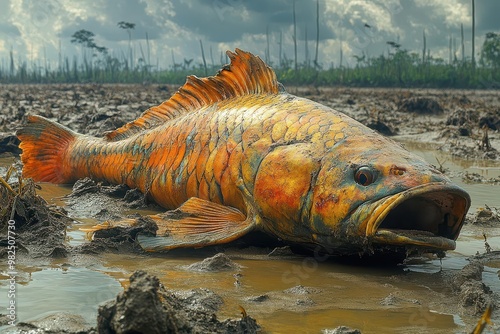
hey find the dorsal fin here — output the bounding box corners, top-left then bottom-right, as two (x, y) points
(105, 48), (280, 141)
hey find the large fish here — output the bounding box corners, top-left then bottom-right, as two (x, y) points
(17, 49), (470, 255)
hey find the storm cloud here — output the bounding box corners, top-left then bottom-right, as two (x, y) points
(0, 0), (498, 70)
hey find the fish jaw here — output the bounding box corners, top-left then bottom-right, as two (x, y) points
(353, 182), (471, 251)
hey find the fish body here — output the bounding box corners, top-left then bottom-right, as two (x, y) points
(17, 49), (470, 255)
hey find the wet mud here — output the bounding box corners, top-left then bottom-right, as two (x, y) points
(448, 261), (495, 315)
(0, 171), (72, 260)
(1, 85), (500, 333)
(299, 87), (500, 161)
(97, 270), (259, 334)
(5, 270), (259, 334)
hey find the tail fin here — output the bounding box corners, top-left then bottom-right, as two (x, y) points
(16, 115), (78, 183)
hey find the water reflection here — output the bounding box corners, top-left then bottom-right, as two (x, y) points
(0, 267), (122, 327)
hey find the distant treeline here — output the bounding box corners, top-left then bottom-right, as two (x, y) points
(1, 30), (499, 89)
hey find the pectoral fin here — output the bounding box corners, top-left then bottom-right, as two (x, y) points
(85, 198), (255, 251)
(139, 198), (254, 251)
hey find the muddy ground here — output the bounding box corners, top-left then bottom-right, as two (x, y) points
(1, 85), (500, 160)
(0, 84), (499, 333)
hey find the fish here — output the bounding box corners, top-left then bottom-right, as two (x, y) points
(17, 49), (470, 255)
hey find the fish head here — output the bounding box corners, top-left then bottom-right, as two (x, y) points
(309, 135), (470, 255)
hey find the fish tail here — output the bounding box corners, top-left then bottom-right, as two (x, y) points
(17, 115), (78, 183)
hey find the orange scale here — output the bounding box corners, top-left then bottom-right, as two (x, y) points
(185, 170), (199, 199)
(213, 147), (229, 184)
(195, 145), (211, 182)
(198, 176), (210, 200)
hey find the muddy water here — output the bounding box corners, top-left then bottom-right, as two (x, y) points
(1, 142), (499, 333)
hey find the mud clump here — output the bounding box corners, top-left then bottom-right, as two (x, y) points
(0, 314), (10, 326)
(0, 134), (21, 155)
(245, 294), (271, 303)
(445, 109), (479, 137)
(185, 253), (241, 272)
(98, 270), (259, 334)
(446, 109), (479, 127)
(0, 172), (71, 259)
(90, 216), (157, 243)
(462, 172), (500, 185)
(74, 215), (157, 255)
(379, 293), (419, 306)
(451, 94), (472, 107)
(322, 326), (362, 334)
(450, 261), (483, 288)
(97, 271), (177, 333)
(468, 206), (500, 227)
(479, 111), (500, 130)
(399, 97), (443, 115)
(173, 288), (224, 313)
(458, 281), (494, 315)
(439, 134), (499, 160)
(283, 285), (322, 295)
(366, 119), (396, 136)
(65, 178), (158, 221)
(449, 261), (498, 315)
(268, 245), (295, 257)
(65, 177), (160, 254)
(16, 313), (92, 333)
(69, 177), (101, 197)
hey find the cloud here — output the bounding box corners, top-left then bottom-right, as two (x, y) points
(165, 0), (333, 43)
(0, 0), (499, 70)
(475, 0), (500, 33)
(60, 0), (165, 42)
(0, 23), (20, 37)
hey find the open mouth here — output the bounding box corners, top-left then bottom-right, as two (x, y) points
(363, 183), (470, 251)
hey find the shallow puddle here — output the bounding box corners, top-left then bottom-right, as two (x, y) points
(0, 267), (121, 326)
(1, 141), (499, 333)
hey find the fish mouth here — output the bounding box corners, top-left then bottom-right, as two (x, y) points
(361, 183), (470, 251)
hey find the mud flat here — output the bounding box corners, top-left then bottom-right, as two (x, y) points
(1, 85), (499, 160)
(1, 85), (499, 333)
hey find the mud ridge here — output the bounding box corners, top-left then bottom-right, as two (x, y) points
(97, 270), (259, 334)
(449, 260), (499, 316)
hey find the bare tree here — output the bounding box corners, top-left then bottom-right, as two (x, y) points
(293, 0), (297, 72)
(118, 21), (136, 69)
(305, 25), (309, 67)
(449, 34), (452, 64)
(471, 0), (475, 69)
(210, 45), (214, 68)
(314, 0), (320, 68)
(200, 39), (207, 76)
(461, 23), (465, 62)
(422, 29), (426, 63)
(266, 25), (270, 64)
(278, 30), (283, 68)
(146, 32), (151, 67)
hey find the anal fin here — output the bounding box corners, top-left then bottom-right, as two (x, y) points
(140, 198), (254, 251)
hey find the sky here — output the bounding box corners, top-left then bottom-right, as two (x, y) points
(0, 0), (499, 71)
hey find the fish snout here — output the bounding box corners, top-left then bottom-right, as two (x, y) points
(355, 182), (471, 252)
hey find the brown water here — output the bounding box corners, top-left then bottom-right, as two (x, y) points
(1, 143), (499, 333)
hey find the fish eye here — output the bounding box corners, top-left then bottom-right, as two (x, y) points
(354, 166), (376, 186)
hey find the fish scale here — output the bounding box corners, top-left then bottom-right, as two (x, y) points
(17, 49), (470, 254)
